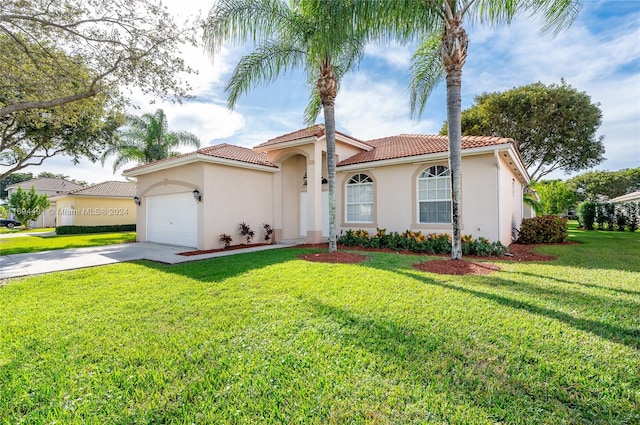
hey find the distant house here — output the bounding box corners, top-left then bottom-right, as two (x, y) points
(5, 178), (82, 228)
(610, 191), (640, 203)
(52, 181), (137, 227)
(124, 125), (529, 250)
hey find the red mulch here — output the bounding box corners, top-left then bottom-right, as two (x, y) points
(178, 243), (270, 256)
(413, 260), (501, 276)
(297, 252), (367, 264)
(292, 242), (574, 274)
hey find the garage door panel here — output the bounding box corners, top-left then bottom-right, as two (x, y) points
(146, 193), (197, 247)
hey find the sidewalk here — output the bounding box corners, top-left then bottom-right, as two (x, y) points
(0, 242), (296, 280)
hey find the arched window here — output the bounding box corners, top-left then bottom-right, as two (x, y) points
(346, 173), (374, 223)
(418, 165), (451, 223)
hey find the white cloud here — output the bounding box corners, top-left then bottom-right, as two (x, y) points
(364, 41), (413, 69)
(336, 72), (439, 140)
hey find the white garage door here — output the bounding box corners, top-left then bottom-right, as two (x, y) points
(146, 192), (198, 247)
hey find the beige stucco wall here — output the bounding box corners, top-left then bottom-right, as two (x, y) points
(201, 163), (274, 250)
(133, 161), (274, 250)
(336, 151), (523, 246)
(498, 154), (525, 244)
(134, 162), (205, 246)
(55, 197), (136, 226)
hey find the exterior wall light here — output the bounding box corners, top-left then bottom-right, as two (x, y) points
(193, 189), (202, 202)
(133, 196), (141, 206)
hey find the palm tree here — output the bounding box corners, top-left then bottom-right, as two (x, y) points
(359, 0), (580, 259)
(101, 109), (200, 172)
(203, 0), (369, 253)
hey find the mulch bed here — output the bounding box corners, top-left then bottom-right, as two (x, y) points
(294, 242), (570, 275)
(178, 243), (270, 256)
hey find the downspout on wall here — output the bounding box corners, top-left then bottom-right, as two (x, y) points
(494, 149), (502, 243)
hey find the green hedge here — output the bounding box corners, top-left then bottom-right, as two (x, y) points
(338, 228), (508, 256)
(517, 216), (568, 244)
(56, 224), (136, 235)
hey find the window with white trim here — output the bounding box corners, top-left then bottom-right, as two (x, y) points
(418, 165), (451, 223)
(346, 174), (374, 223)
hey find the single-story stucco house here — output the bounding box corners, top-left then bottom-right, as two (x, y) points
(52, 181), (137, 226)
(123, 125), (529, 250)
(6, 178), (83, 228)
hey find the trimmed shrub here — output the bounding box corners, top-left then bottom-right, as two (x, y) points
(337, 229), (506, 256)
(517, 216), (568, 244)
(577, 201), (597, 230)
(56, 224), (136, 235)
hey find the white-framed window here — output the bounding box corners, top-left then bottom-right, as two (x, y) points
(418, 165), (451, 223)
(346, 173), (374, 223)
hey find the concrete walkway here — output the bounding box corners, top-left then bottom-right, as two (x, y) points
(1, 242), (296, 280)
(0, 231), (57, 238)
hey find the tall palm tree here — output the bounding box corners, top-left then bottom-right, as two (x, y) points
(101, 109), (200, 172)
(359, 0), (580, 259)
(203, 0), (368, 253)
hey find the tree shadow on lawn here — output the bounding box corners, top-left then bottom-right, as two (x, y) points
(304, 298), (630, 423)
(499, 269), (640, 297)
(134, 248), (303, 283)
(392, 269), (640, 350)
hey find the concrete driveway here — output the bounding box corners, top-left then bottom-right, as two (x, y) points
(0, 242), (293, 280)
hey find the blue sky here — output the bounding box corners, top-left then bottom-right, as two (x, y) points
(27, 0), (640, 184)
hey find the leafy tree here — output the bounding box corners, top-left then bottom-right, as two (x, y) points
(0, 173), (33, 199)
(0, 0), (196, 118)
(0, 1), (197, 176)
(8, 186), (51, 229)
(0, 205), (9, 219)
(204, 0), (371, 253)
(533, 180), (578, 215)
(446, 81), (605, 181)
(362, 0), (580, 259)
(101, 109), (200, 172)
(0, 88), (124, 179)
(567, 168), (640, 201)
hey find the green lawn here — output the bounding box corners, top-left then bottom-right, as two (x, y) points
(0, 226), (55, 234)
(0, 232), (136, 255)
(0, 227), (638, 423)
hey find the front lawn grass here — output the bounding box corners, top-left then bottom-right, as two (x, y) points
(0, 226), (55, 234)
(0, 232), (136, 255)
(0, 227), (638, 423)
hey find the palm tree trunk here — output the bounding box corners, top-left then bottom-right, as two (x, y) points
(318, 63), (338, 253)
(442, 14), (468, 260)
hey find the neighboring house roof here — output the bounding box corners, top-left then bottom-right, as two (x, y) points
(60, 181), (137, 198)
(6, 178), (82, 193)
(609, 191), (640, 203)
(123, 143), (277, 176)
(337, 134), (515, 166)
(254, 124), (367, 149)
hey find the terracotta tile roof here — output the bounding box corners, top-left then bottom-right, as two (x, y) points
(337, 134), (515, 166)
(6, 178), (82, 193)
(63, 181), (137, 198)
(198, 144), (276, 167)
(253, 124), (365, 149)
(123, 143), (276, 174)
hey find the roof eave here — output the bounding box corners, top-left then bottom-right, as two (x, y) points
(123, 153), (278, 176)
(337, 143), (513, 171)
(253, 136), (319, 152)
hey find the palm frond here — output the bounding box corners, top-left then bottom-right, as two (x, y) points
(203, 0), (301, 56)
(166, 131), (201, 149)
(409, 33), (445, 119)
(527, 0), (581, 35)
(226, 39), (306, 109)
